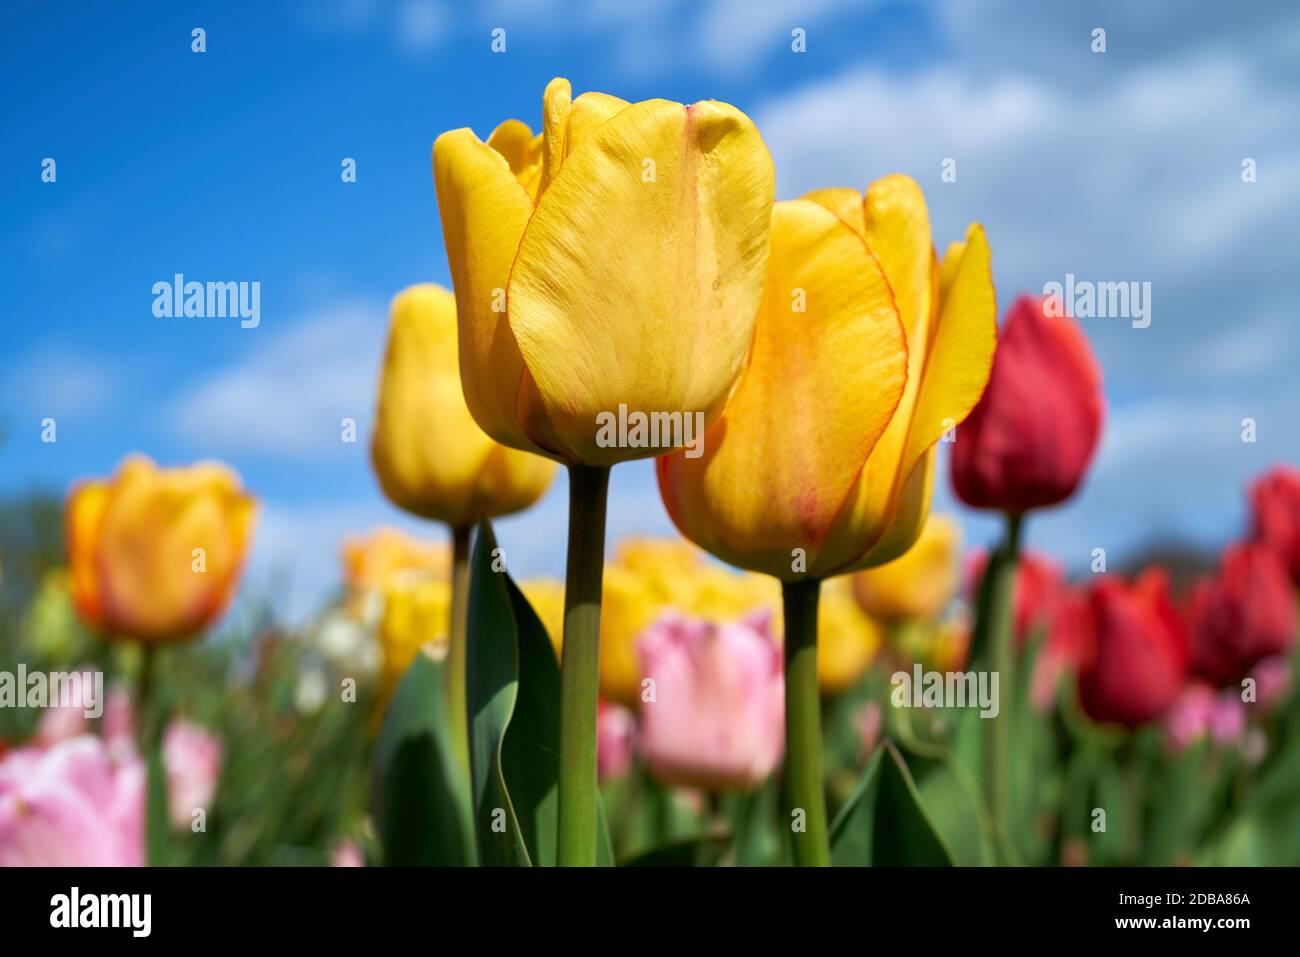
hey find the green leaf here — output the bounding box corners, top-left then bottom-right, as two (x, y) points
(830, 740), (955, 866)
(596, 796), (616, 867)
(371, 651), (475, 866)
(466, 521), (567, 866)
(620, 831), (732, 867)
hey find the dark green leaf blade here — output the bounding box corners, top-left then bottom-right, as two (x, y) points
(830, 740), (955, 866)
(371, 651), (474, 865)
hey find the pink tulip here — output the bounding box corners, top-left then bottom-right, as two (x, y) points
(596, 702), (635, 781)
(0, 736), (142, 866)
(163, 720), (223, 831)
(330, 839), (366, 867)
(1164, 684), (1246, 751)
(636, 611), (784, 792)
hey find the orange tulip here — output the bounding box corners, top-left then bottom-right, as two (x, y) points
(67, 455), (256, 643)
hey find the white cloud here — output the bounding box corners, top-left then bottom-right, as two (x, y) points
(167, 300), (386, 459)
(395, 0), (449, 54)
(4, 349), (123, 419)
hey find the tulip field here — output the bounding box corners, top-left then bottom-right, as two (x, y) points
(3, 3), (1298, 901)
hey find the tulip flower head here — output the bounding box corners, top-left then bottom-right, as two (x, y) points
(1075, 571), (1188, 727)
(434, 77), (775, 466)
(1189, 543), (1295, 686)
(1250, 465), (1300, 586)
(162, 719), (222, 831)
(371, 283), (556, 526)
(0, 736), (143, 867)
(66, 455), (257, 644)
(659, 175), (996, 579)
(637, 612), (784, 792)
(952, 294), (1103, 514)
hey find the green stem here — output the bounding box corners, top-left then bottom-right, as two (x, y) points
(983, 511), (1023, 861)
(557, 464), (610, 866)
(137, 643), (157, 750)
(446, 523), (472, 777)
(782, 578), (830, 867)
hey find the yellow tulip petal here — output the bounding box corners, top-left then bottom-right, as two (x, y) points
(567, 91), (629, 155)
(902, 223), (996, 474)
(863, 174), (934, 344)
(507, 98), (774, 465)
(487, 119), (540, 181)
(539, 76), (572, 197)
(432, 128), (543, 454)
(371, 285), (496, 525)
(803, 187), (865, 236)
(658, 199), (906, 580)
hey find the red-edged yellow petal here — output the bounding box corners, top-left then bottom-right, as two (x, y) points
(803, 187), (865, 237)
(815, 176), (938, 572)
(902, 223), (996, 473)
(843, 448), (936, 571)
(508, 98), (775, 465)
(432, 127), (542, 454)
(657, 199), (906, 580)
(863, 174), (934, 344)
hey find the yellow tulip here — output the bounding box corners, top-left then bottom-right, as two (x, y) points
(852, 515), (962, 623)
(433, 77), (775, 466)
(817, 577), (883, 694)
(658, 175), (996, 579)
(340, 525), (449, 596)
(376, 572), (451, 715)
(66, 455), (256, 643)
(371, 284), (556, 527)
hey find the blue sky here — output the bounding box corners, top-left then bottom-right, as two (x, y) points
(3, 1), (1298, 619)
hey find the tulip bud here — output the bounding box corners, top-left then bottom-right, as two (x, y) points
(66, 456), (256, 644)
(1075, 571), (1188, 727)
(952, 294), (1103, 513)
(371, 284), (555, 527)
(1189, 543), (1295, 685)
(1250, 465), (1300, 586)
(636, 613), (784, 792)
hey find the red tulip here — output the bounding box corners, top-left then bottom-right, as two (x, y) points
(1190, 543), (1295, 686)
(952, 294), (1103, 513)
(1076, 570), (1188, 727)
(1250, 465), (1300, 586)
